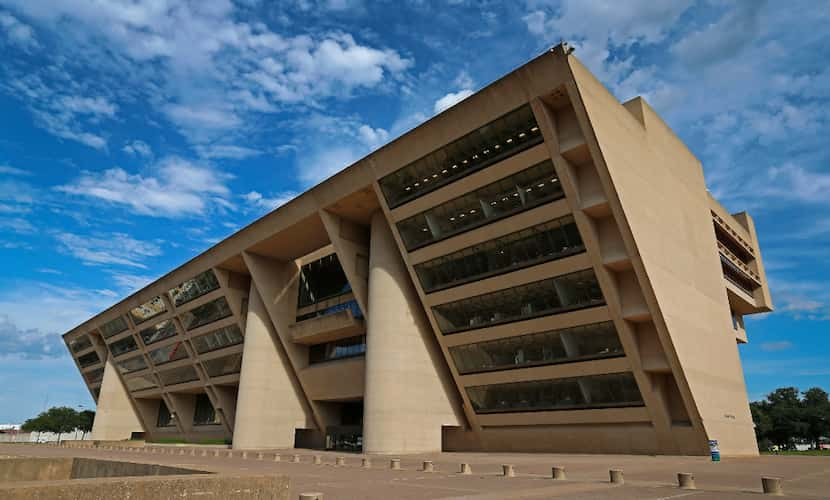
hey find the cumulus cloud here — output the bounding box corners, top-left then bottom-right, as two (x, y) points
(434, 89), (474, 114)
(57, 156), (234, 218)
(242, 190), (298, 212)
(55, 232), (162, 268)
(0, 11), (36, 48)
(122, 140), (152, 157)
(0, 314), (64, 359)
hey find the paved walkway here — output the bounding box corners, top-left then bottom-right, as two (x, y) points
(3, 444), (829, 499)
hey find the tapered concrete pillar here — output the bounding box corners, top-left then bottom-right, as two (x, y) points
(91, 356), (143, 440)
(363, 211), (463, 454)
(233, 282), (311, 449)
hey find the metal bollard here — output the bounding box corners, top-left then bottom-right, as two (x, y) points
(313, 455), (322, 465)
(609, 469), (624, 484)
(291, 454), (301, 463)
(336, 456), (346, 466)
(678, 472), (695, 489)
(299, 493), (323, 500)
(460, 463), (472, 475)
(390, 458), (401, 470)
(762, 477), (783, 496)
(502, 464), (515, 477)
(552, 466), (566, 480)
(361, 458), (371, 468)
(423, 460), (434, 472)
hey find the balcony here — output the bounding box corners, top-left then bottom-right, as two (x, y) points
(717, 241), (762, 285)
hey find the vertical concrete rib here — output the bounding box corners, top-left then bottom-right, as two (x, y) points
(233, 270), (314, 449)
(363, 211), (463, 454)
(91, 355), (144, 441)
(319, 210), (371, 316)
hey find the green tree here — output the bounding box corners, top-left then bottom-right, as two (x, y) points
(77, 410), (95, 440)
(802, 388), (830, 448)
(21, 407), (81, 444)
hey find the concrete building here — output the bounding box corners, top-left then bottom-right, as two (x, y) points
(62, 45), (772, 456)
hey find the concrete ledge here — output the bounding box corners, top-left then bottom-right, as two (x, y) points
(0, 474), (289, 500)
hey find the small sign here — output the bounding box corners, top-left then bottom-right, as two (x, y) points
(709, 439), (720, 462)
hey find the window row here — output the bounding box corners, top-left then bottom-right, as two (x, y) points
(466, 372), (643, 414)
(449, 321), (623, 375)
(180, 296), (233, 331)
(116, 355), (148, 374)
(68, 335), (92, 353)
(191, 324), (243, 354)
(157, 365), (199, 386)
(433, 269), (604, 335)
(309, 335), (366, 365)
(298, 253), (352, 308)
(379, 105), (542, 208)
(169, 269), (220, 307)
(414, 215), (583, 293)
(397, 160), (563, 251)
(77, 351), (100, 368)
(296, 297), (363, 323)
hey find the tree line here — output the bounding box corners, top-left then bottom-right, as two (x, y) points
(751, 387), (830, 450)
(20, 407), (95, 444)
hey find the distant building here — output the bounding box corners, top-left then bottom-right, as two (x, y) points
(63, 44), (772, 456)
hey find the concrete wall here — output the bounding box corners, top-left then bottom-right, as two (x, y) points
(90, 357), (143, 441)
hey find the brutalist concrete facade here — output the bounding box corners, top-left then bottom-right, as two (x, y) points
(63, 45), (772, 456)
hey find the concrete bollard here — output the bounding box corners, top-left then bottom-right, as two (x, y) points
(242, 451), (249, 459)
(552, 466), (566, 480)
(213, 450), (221, 457)
(678, 472), (695, 489)
(226, 450), (234, 458)
(361, 458), (371, 468)
(609, 469), (624, 484)
(257, 452), (265, 460)
(299, 493), (323, 500)
(291, 454), (301, 463)
(189, 449), (196, 456)
(313, 455), (322, 465)
(502, 464), (515, 477)
(460, 463), (472, 475)
(336, 456), (346, 466)
(762, 477), (783, 496)
(390, 458), (401, 470)
(423, 460), (434, 472)
(274, 454), (281, 462)
(201, 450), (208, 457)
(179, 449), (186, 455)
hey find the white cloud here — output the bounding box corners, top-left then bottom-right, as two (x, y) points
(122, 140), (152, 157)
(196, 144), (262, 160)
(434, 88), (474, 114)
(57, 156), (234, 218)
(296, 146), (360, 186)
(242, 190), (298, 212)
(110, 272), (155, 293)
(357, 125), (389, 149)
(0, 165), (30, 176)
(760, 341), (793, 352)
(55, 232), (162, 268)
(0, 11), (36, 48)
(60, 96), (117, 117)
(0, 217), (34, 234)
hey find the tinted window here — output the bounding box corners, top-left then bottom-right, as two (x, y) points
(138, 319), (177, 346)
(203, 352), (243, 377)
(297, 254), (352, 308)
(99, 316), (128, 338)
(109, 335), (138, 357)
(191, 324), (243, 354)
(116, 355), (148, 374)
(147, 341), (188, 366)
(169, 270), (221, 307)
(129, 296), (167, 325)
(77, 351), (100, 368)
(180, 297), (232, 331)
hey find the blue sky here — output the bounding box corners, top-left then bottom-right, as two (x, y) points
(0, 0), (828, 423)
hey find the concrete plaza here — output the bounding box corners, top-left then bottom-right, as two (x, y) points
(2, 443), (829, 499)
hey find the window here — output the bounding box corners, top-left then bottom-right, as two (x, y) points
(433, 269), (604, 334)
(147, 342), (188, 366)
(99, 316), (128, 338)
(129, 296), (167, 325)
(192, 324), (243, 354)
(157, 400), (174, 427)
(466, 372), (643, 414)
(138, 319), (177, 346)
(309, 335), (366, 364)
(158, 365), (199, 386)
(449, 322), (623, 375)
(720, 255), (757, 295)
(77, 351), (100, 368)
(203, 352), (243, 377)
(116, 355), (148, 374)
(125, 373), (156, 391)
(108, 335), (138, 357)
(414, 216), (584, 292)
(69, 335), (92, 353)
(84, 367), (104, 384)
(180, 297), (233, 331)
(379, 105), (543, 208)
(397, 161), (563, 250)
(296, 297), (363, 323)
(297, 254), (352, 308)
(169, 270), (221, 307)
(193, 394), (220, 426)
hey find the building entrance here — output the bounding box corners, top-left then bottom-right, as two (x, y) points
(324, 401), (363, 452)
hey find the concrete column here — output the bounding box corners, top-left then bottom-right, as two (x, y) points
(363, 211), (463, 454)
(232, 282), (311, 449)
(91, 356), (144, 440)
